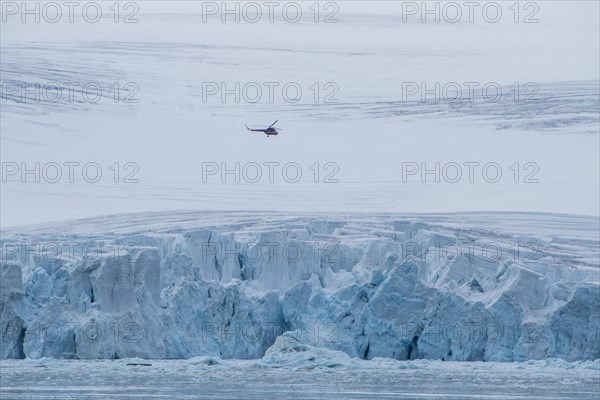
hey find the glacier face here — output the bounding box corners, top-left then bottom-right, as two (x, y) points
(1, 211), (598, 361)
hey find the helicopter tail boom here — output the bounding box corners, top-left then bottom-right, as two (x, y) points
(246, 125), (265, 132)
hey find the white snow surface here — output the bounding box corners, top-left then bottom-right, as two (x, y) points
(1, 211), (598, 362)
(1, 2), (599, 227)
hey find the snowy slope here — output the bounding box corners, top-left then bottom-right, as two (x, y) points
(1, 3), (599, 227)
(1, 211), (598, 361)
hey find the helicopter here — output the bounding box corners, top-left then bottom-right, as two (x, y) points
(245, 120), (281, 137)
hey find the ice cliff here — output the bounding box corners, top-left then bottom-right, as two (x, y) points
(1, 211), (598, 361)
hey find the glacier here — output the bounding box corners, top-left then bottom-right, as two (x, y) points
(1, 211), (598, 362)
